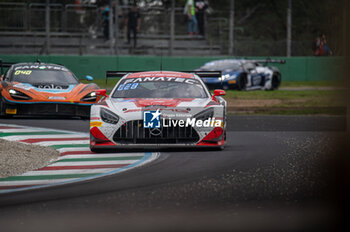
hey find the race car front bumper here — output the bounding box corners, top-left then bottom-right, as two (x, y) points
(1, 98), (91, 117)
(90, 122), (225, 150)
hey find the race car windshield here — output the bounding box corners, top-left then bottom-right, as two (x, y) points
(10, 70), (79, 85)
(200, 61), (241, 71)
(112, 78), (208, 98)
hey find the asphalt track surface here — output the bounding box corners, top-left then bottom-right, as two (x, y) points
(0, 115), (346, 232)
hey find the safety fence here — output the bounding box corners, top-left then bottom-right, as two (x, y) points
(0, 3), (102, 33)
(0, 2), (341, 56)
(0, 3), (197, 35)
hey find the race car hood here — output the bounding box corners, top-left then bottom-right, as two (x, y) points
(107, 98), (213, 120)
(202, 70), (241, 83)
(2, 82), (99, 104)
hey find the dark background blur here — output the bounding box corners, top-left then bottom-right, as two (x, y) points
(0, 0), (345, 56)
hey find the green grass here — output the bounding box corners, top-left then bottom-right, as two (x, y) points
(228, 107), (346, 115)
(280, 80), (342, 87)
(222, 89), (346, 115)
(81, 78), (121, 89)
(224, 89), (345, 107)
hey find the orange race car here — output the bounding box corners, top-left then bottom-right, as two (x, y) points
(0, 61), (105, 118)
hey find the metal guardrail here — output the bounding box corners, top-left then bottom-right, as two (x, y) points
(119, 6), (170, 35)
(0, 2), (27, 31)
(63, 4), (101, 33)
(0, 2), (225, 56)
(0, 3), (102, 33)
(0, 3), (215, 36)
(0, 2), (333, 56)
(28, 3), (63, 32)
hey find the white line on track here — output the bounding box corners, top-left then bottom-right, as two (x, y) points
(0, 123), (161, 194)
(57, 147), (91, 153)
(33, 140), (89, 146)
(48, 160), (137, 166)
(2, 134), (88, 141)
(0, 124), (23, 128)
(21, 168), (117, 176)
(0, 178), (77, 186)
(0, 152), (160, 193)
(0, 128), (49, 133)
(58, 153), (146, 160)
(0, 124), (90, 135)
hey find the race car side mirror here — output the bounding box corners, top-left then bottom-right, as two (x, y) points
(212, 89), (226, 100)
(96, 89), (108, 98)
(85, 75), (94, 81)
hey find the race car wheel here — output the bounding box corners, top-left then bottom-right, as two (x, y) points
(214, 129), (226, 151)
(0, 95), (3, 115)
(271, 73), (281, 90)
(90, 146), (115, 153)
(90, 146), (100, 153)
(237, 74), (247, 90)
(0, 98), (13, 118)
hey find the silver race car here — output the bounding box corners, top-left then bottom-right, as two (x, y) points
(197, 58), (285, 90)
(89, 71), (227, 152)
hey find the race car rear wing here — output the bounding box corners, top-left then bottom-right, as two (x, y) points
(105, 71), (222, 84)
(185, 71), (222, 77)
(248, 58), (286, 64)
(0, 59), (15, 75)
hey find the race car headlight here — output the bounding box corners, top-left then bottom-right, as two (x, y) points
(194, 108), (214, 121)
(100, 108), (119, 124)
(219, 74), (230, 81)
(81, 92), (97, 102)
(219, 74), (236, 81)
(8, 89), (32, 100)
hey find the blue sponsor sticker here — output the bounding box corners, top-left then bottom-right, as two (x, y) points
(124, 83), (132, 90)
(117, 84), (125, 91)
(143, 110), (161, 128)
(117, 83), (139, 91)
(130, 83), (138, 89)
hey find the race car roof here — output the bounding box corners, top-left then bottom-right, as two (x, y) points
(125, 71), (196, 79)
(11, 62), (68, 71)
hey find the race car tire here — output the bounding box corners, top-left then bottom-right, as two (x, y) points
(237, 73), (247, 90)
(90, 146), (109, 153)
(0, 95), (11, 118)
(219, 129), (227, 150)
(90, 146), (99, 153)
(0, 95), (2, 114)
(271, 73), (281, 90)
(90, 146), (118, 153)
(214, 129), (226, 150)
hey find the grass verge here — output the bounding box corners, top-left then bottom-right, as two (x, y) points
(224, 89), (346, 115)
(83, 79), (346, 115)
(81, 78), (120, 89)
(280, 80), (343, 87)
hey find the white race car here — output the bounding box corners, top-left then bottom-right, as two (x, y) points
(90, 71), (227, 152)
(197, 59), (285, 91)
